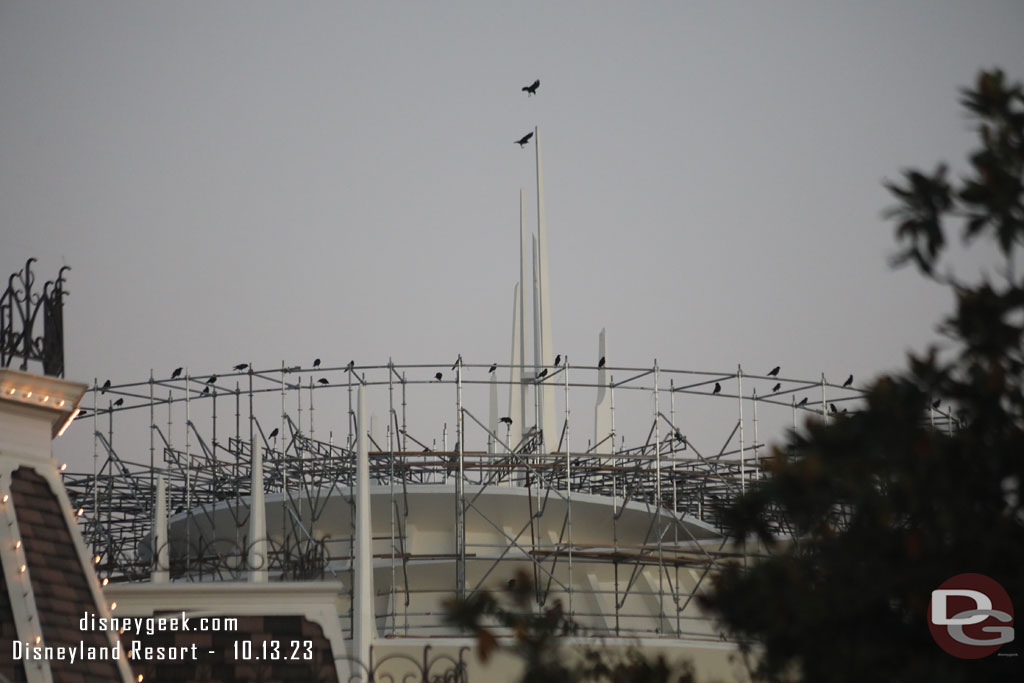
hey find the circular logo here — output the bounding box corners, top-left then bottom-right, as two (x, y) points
(928, 573), (1015, 659)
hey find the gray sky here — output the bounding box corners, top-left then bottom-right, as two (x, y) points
(2, 2), (1022, 467)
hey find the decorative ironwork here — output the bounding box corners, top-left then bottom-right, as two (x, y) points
(0, 258), (69, 377)
(336, 645), (471, 683)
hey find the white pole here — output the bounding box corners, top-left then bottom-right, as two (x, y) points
(248, 434), (267, 583)
(152, 475), (168, 583)
(354, 384), (376, 674)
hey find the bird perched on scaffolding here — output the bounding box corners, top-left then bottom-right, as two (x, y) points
(206, 375), (218, 384)
(536, 368), (548, 380)
(268, 428), (279, 440)
(843, 374), (853, 388)
(713, 382), (721, 394)
(113, 398), (124, 407)
(489, 363), (497, 374)
(772, 382), (781, 393)
(313, 358), (321, 368)
(233, 363), (248, 371)
(345, 360), (355, 372)
(434, 372), (443, 381)
(318, 378), (329, 385)
(499, 417), (513, 426)
(598, 356), (606, 369)
(768, 366), (780, 377)
(797, 397), (808, 407)
(171, 367), (183, 379)
(200, 386), (210, 396)
(101, 379), (111, 393)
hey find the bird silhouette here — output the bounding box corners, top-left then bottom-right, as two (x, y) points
(598, 356), (606, 369)
(200, 386), (210, 396)
(345, 360), (355, 372)
(233, 363), (248, 371)
(268, 428), (279, 440)
(713, 382), (721, 395)
(171, 367), (183, 379)
(536, 369), (548, 380)
(771, 382), (781, 393)
(488, 363), (497, 374)
(522, 79), (540, 96)
(843, 374), (853, 388)
(797, 397), (808, 407)
(515, 132), (534, 148)
(318, 378), (329, 385)
(101, 379), (111, 393)
(768, 366), (780, 377)
(932, 399), (941, 409)
(451, 355), (462, 370)
(206, 375), (218, 384)
(499, 417), (513, 426)
(434, 372), (443, 381)
(113, 398), (124, 407)
(674, 430), (684, 442)
(830, 403), (838, 414)
(554, 354), (561, 366)
(313, 358), (321, 368)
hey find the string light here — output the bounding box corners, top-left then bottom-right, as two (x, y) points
(110, 602), (117, 611)
(20, 564), (26, 573)
(2, 494), (8, 504)
(101, 577), (109, 586)
(15, 540), (21, 549)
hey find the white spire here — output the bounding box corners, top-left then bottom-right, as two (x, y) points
(248, 434), (267, 583)
(353, 384), (377, 673)
(535, 127), (556, 450)
(152, 475), (168, 583)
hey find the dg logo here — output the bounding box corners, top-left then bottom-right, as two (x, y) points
(929, 573), (1015, 659)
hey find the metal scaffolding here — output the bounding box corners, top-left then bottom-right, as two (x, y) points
(61, 360), (892, 639)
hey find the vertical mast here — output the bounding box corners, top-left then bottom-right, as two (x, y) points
(535, 126), (556, 450)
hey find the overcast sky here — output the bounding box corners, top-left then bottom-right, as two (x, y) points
(2, 2), (1022, 468)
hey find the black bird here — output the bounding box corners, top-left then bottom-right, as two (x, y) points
(113, 398), (124, 407)
(843, 374), (853, 388)
(171, 367), (183, 379)
(101, 379), (111, 393)
(174, 506), (183, 515)
(536, 368), (548, 380)
(674, 430), (684, 442)
(522, 79), (540, 96)
(201, 386), (210, 396)
(830, 403), (838, 414)
(499, 417), (513, 426)
(313, 358), (321, 368)
(598, 356), (606, 368)
(932, 399), (941, 409)
(345, 360), (355, 372)
(452, 355), (462, 370)
(797, 397), (808, 407)
(771, 382), (781, 393)
(78, 409), (88, 418)
(206, 375), (218, 384)
(268, 428), (279, 440)
(554, 354), (561, 366)
(233, 363), (248, 371)
(318, 378), (329, 385)
(434, 372), (443, 381)
(488, 363), (497, 374)
(507, 578), (517, 590)
(515, 132), (534, 148)
(768, 366), (780, 377)
(713, 382), (721, 395)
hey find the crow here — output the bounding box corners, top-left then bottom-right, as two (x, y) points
(771, 382), (781, 393)
(233, 363), (248, 371)
(201, 386), (210, 396)
(489, 363), (497, 374)
(318, 378), (329, 385)
(843, 374), (853, 388)
(536, 369), (548, 380)
(268, 428), (279, 440)
(768, 366), (780, 377)
(515, 132), (534, 148)
(713, 382), (721, 395)
(797, 397), (808, 407)
(598, 356), (606, 369)
(554, 354), (561, 366)
(522, 79), (540, 96)
(830, 403), (838, 414)
(434, 372), (443, 381)
(313, 358), (321, 368)
(674, 430), (684, 442)
(113, 398), (124, 407)
(206, 375), (218, 384)
(171, 367), (183, 379)
(101, 379), (111, 393)
(345, 360), (355, 372)
(499, 417), (513, 426)
(932, 399), (941, 409)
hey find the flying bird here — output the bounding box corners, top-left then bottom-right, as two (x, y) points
(318, 378), (329, 385)
(313, 358), (321, 368)
(233, 363), (248, 372)
(268, 428), (279, 440)
(522, 79), (540, 96)
(598, 356), (606, 369)
(843, 374), (853, 388)
(101, 379), (111, 393)
(536, 369), (548, 380)
(515, 132), (534, 148)
(488, 363), (497, 374)
(113, 398), (124, 407)
(499, 417), (513, 426)
(434, 372), (443, 381)
(171, 367), (183, 379)
(768, 366), (780, 377)
(797, 397), (808, 407)
(771, 382), (781, 393)
(345, 360), (355, 372)
(206, 375), (218, 384)
(713, 382), (721, 395)
(554, 354), (561, 367)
